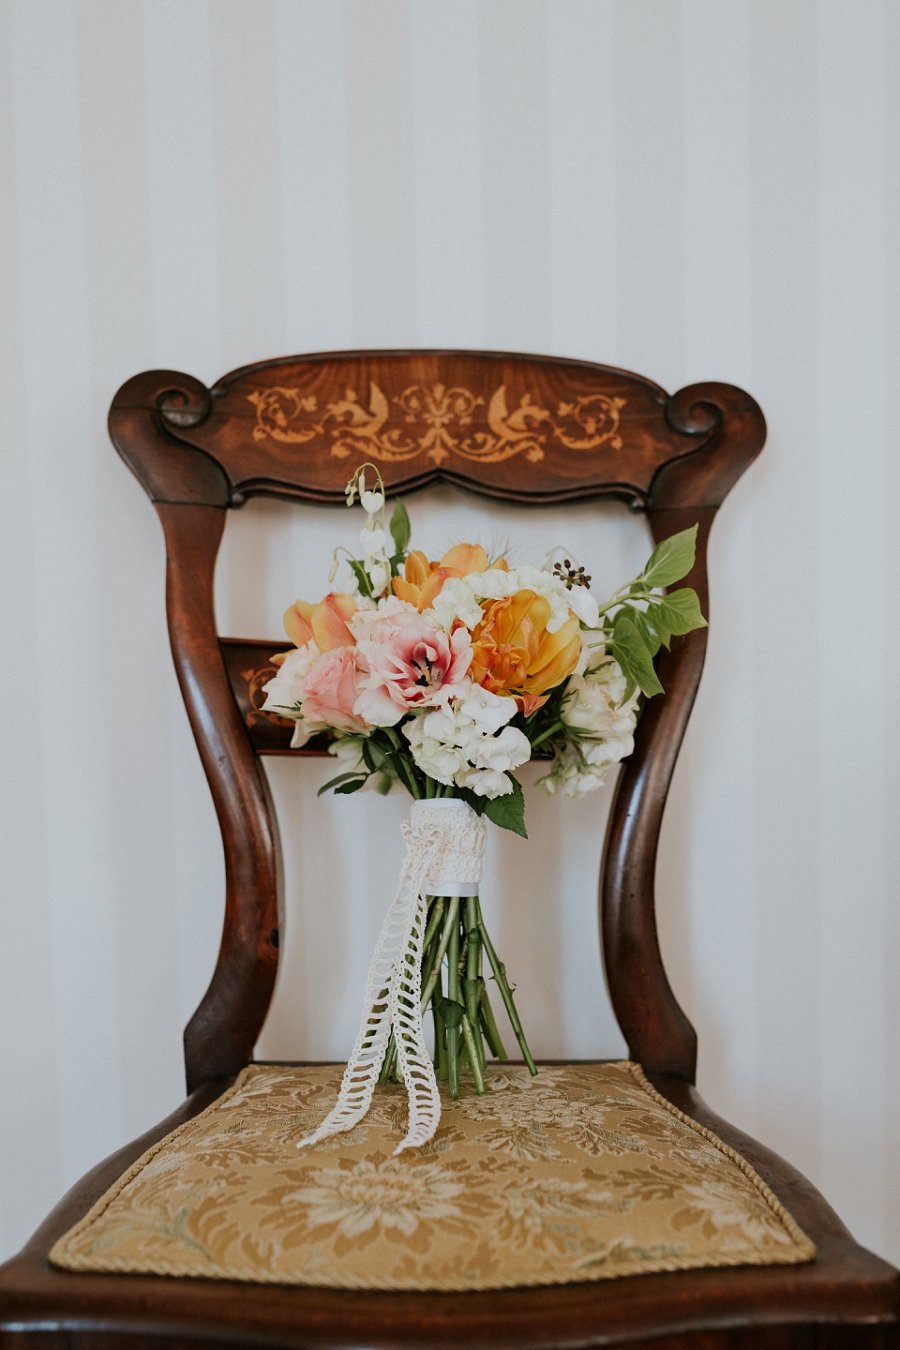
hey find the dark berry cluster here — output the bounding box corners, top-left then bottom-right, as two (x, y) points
(552, 558), (592, 590)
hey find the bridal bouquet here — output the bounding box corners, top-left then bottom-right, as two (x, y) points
(263, 466), (705, 1153)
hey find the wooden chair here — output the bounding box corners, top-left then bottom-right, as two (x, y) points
(2, 350), (897, 1349)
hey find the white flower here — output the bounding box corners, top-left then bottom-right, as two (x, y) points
(367, 560), (389, 595)
(401, 680), (528, 793)
(360, 487), (385, 515)
(467, 724), (531, 772)
(565, 584), (601, 628)
(360, 526), (386, 557)
(562, 656), (637, 739)
(328, 736), (366, 775)
(428, 575), (484, 631)
(328, 735), (394, 794)
(542, 656), (639, 798)
(348, 595), (413, 640)
(455, 766), (514, 798)
(427, 563), (599, 636)
(260, 642), (319, 718)
(456, 682), (518, 737)
(402, 716), (468, 785)
(261, 641), (319, 741)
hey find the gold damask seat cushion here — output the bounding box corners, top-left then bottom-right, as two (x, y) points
(50, 1063), (814, 1291)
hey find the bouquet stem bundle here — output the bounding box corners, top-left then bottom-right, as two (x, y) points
(377, 892), (536, 1099)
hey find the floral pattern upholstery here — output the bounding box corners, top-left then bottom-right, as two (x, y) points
(50, 1063), (814, 1290)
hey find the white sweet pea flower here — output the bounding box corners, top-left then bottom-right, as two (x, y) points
(455, 766), (514, 799)
(401, 679), (528, 793)
(329, 736), (367, 775)
(428, 575), (485, 631)
(455, 683), (518, 737)
(467, 724), (531, 772)
(403, 715), (469, 785)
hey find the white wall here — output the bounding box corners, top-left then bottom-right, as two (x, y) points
(2, 0), (898, 1270)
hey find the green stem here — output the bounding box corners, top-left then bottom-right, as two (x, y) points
(420, 898), (459, 1010)
(478, 979), (509, 1059)
(378, 1035), (398, 1084)
(460, 1013), (485, 1094)
(431, 965), (448, 1081)
(464, 898), (486, 1074)
(421, 896), (444, 953)
(476, 897), (537, 1076)
(446, 915), (461, 1099)
(529, 720), (564, 751)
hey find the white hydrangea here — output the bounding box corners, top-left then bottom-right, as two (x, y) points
(402, 681), (530, 797)
(561, 656), (638, 739)
(543, 655), (639, 798)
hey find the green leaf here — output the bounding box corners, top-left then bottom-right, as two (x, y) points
(641, 525), (698, 589)
(361, 737), (394, 775)
(629, 607), (664, 657)
(389, 501), (411, 555)
(317, 770), (368, 797)
(650, 587), (707, 638)
(348, 559), (374, 598)
(480, 776), (528, 838)
(334, 777), (368, 795)
(610, 614), (664, 699)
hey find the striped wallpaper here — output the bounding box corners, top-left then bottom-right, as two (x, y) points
(1, 0), (898, 1272)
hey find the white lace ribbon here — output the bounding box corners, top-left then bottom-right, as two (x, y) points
(297, 798), (487, 1155)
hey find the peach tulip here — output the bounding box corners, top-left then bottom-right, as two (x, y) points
(392, 543), (507, 611)
(469, 589), (581, 715)
(283, 592), (357, 651)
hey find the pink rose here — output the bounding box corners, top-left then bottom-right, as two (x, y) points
(296, 647), (367, 733)
(354, 615), (472, 727)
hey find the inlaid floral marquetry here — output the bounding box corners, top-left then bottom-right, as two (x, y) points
(241, 665), (293, 730)
(247, 381), (626, 466)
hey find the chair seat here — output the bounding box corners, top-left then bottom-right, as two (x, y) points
(49, 1062), (813, 1293)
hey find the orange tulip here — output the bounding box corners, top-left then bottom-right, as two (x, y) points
(469, 589), (581, 714)
(392, 543), (508, 611)
(392, 550), (452, 611)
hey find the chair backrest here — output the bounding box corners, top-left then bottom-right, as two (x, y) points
(110, 350), (765, 1094)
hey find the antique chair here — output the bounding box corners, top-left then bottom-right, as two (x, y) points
(2, 350), (897, 1348)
